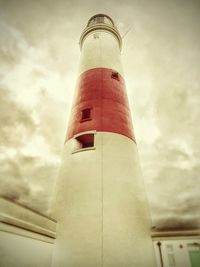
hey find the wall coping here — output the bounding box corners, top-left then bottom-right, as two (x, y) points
(151, 229), (200, 239)
(0, 197), (57, 239)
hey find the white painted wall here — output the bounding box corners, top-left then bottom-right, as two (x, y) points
(52, 17), (156, 266)
(79, 31), (123, 75)
(52, 132), (156, 267)
(0, 229), (54, 267)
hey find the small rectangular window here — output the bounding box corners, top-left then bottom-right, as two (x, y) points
(111, 71), (119, 81)
(96, 16), (104, 24)
(73, 133), (95, 152)
(78, 134), (94, 148)
(81, 108), (92, 122)
(167, 245), (176, 266)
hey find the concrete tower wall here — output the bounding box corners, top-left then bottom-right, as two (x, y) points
(53, 133), (156, 266)
(52, 14), (156, 267)
(79, 31), (123, 75)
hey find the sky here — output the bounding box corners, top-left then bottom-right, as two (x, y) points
(0, 0), (200, 230)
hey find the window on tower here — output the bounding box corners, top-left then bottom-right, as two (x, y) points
(80, 108), (92, 122)
(88, 15), (104, 26)
(73, 132), (95, 153)
(87, 15), (114, 27)
(77, 134), (94, 148)
(111, 71), (119, 81)
(95, 16), (104, 24)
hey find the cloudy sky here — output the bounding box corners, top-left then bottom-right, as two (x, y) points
(0, 0), (199, 230)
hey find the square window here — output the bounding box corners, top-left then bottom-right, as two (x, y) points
(95, 16), (104, 24)
(111, 71), (119, 81)
(81, 108), (92, 122)
(73, 133), (95, 152)
(77, 133), (94, 148)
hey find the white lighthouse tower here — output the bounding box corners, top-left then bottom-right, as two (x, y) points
(52, 14), (156, 267)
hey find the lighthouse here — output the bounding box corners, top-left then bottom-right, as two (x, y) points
(52, 14), (156, 267)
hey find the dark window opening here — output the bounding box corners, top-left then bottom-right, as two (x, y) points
(81, 108), (92, 122)
(96, 16), (104, 24)
(89, 16), (104, 25)
(111, 71), (119, 81)
(76, 134), (94, 149)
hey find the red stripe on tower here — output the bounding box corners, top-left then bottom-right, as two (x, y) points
(66, 68), (135, 142)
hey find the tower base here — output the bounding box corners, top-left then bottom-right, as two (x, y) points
(52, 132), (156, 267)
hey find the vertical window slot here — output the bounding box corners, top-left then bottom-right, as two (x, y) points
(81, 108), (92, 122)
(111, 71), (119, 81)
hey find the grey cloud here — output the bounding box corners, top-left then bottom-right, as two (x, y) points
(0, 17), (28, 66)
(0, 159), (30, 201)
(0, 88), (36, 147)
(148, 165), (200, 229)
(154, 86), (199, 140)
(36, 92), (68, 154)
(153, 217), (200, 231)
(138, 82), (200, 230)
(0, 154), (58, 214)
(0, 87), (61, 214)
(0, 15), (65, 214)
(20, 162), (59, 214)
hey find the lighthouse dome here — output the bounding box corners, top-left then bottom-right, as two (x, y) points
(80, 14), (122, 50)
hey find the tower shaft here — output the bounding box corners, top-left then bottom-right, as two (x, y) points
(52, 14), (156, 267)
